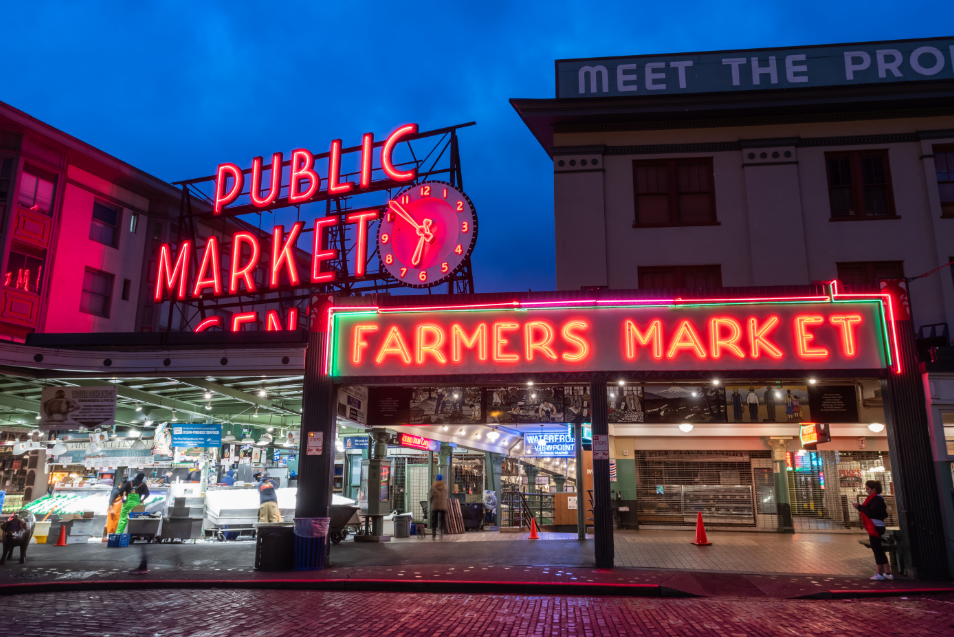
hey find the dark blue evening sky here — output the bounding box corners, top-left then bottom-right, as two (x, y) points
(3, 2), (949, 292)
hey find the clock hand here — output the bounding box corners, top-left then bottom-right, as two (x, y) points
(411, 235), (426, 267)
(388, 200), (422, 230)
(419, 218), (434, 242)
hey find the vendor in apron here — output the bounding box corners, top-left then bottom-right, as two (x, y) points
(116, 473), (150, 534)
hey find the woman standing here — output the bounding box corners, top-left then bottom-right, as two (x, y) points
(116, 473), (150, 534)
(785, 390), (795, 422)
(852, 480), (893, 581)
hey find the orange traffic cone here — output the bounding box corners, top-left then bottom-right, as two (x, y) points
(528, 518), (540, 540)
(690, 512), (711, 546)
(55, 525), (68, 547)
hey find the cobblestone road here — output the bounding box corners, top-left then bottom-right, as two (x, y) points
(4, 589), (954, 636)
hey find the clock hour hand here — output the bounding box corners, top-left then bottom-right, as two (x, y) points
(411, 236), (426, 267)
(388, 200), (422, 230)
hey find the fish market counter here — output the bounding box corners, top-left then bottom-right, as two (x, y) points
(24, 485), (170, 538)
(204, 486), (297, 538)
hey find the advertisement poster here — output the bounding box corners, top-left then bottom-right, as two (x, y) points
(608, 386), (644, 423)
(343, 436), (369, 450)
(283, 431), (300, 448)
(642, 385), (726, 423)
(411, 387), (483, 424)
(38, 385), (117, 430)
(337, 385), (368, 425)
(153, 422), (172, 456)
(487, 386), (564, 423)
(726, 385), (810, 423)
(170, 424), (222, 448)
(807, 385), (859, 422)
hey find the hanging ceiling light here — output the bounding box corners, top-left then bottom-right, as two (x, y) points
(171, 410), (177, 421)
(204, 391), (212, 400)
(258, 387), (267, 397)
(678, 423), (693, 432)
(222, 429), (237, 443)
(868, 423), (885, 433)
(712, 379), (720, 385)
(205, 403), (212, 411)
(35, 414), (41, 420)
(253, 407), (259, 418)
(144, 419), (153, 426)
(241, 431), (256, 444)
(129, 438), (147, 451)
(135, 402), (142, 412)
(256, 433), (273, 447)
(49, 439), (67, 456)
(487, 429), (500, 442)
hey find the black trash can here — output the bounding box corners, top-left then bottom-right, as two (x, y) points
(254, 523), (295, 571)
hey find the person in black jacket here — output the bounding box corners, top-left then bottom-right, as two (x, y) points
(852, 480), (893, 581)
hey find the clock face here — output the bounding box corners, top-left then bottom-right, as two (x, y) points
(377, 181), (477, 288)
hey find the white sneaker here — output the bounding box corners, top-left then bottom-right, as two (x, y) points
(870, 573), (886, 581)
(885, 574), (894, 580)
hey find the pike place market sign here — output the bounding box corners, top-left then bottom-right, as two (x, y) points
(329, 292), (899, 378)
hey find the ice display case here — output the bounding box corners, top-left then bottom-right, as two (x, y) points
(23, 485), (170, 537)
(204, 487), (355, 538)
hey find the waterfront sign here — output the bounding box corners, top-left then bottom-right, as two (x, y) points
(524, 432), (575, 458)
(557, 37), (954, 99)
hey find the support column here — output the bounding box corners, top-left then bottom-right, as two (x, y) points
(553, 475), (566, 492)
(591, 380), (613, 568)
(766, 438), (794, 533)
(574, 421), (585, 540)
(524, 464), (539, 494)
(485, 452), (503, 527)
(294, 295), (337, 569)
(883, 320), (950, 579)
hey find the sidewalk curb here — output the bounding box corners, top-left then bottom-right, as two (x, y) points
(800, 587), (954, 600)
(0, 578), (664, 598)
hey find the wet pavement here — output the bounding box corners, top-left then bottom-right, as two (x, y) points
(4, 588), (954, 636)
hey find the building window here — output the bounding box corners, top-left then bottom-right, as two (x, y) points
(121, 279), (131, 301)
(4, 251), (44, 294)
(836, 261), (904, 287)
(632, 158), (717, 226)
(129, 212), (139, 234)
(638, 265), (722, 289)
(89, 201), (121, 248)
(80, 268), (114, 318)
(825, 151), (895, 218)
(934, 145), (954, 217)
(17, 164), (56, 215)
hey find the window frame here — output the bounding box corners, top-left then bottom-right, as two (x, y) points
(637, 264), (723, 289)
(17, 163), (57, 215)
(824, 150), (897, 221)
(933, 144), (954, 218)
(835, 261), (905, 288)
(89, 199), (122, 249)
(79, 267), (114, 319)
(631, 157), (719, 228)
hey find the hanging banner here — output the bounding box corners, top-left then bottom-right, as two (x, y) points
(170, 424), (222, 448)
(38, 386), (117, 430)
(153, 422), (173, 456)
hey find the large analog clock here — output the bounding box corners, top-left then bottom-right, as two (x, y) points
(377, 181), (477, 288)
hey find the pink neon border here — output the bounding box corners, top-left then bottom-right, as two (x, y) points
(324, 286), (899, 375)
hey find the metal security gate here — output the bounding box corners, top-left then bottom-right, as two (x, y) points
(634, 451), (756, 527)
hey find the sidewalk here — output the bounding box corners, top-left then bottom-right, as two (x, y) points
(2, 534), (951, 599)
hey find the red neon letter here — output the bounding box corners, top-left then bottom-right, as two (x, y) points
(562, 321), (590, 362)
(360, 133), (374, 188)
(192, 237), (222, 297)
(709, 317), (745, 359)
(345, 210), (380, 278)
(154, 241), (191, 301)
(353, 325), (379, 364)
(492, 322), (520, 362)
(232, 311), (258, 331)
(328, 139), (354, 195)
(416, 324), (447, 364)
(794, 315), (829, 359)
(748, 316), (784, 359)
(830, 314), (863, 357)
(287, 307), (298, 331)
(250, 152), (282, 208)
(214, 163), (243, 215)
(524, 321), (557, 361)
(194, 316), (223, 332)
(265, 310), (283, 331)
(230, 232), (261, 294)
(375, 326), (412, 364)
(451, 324), (487, 362)
(624, 319), (663, 360)
(381, 124), (418, 182)
(270, 222), (304, 288)
(312, 217), (340, 284)
(289, 149), (320, 204)
(667, 320), (707, 359)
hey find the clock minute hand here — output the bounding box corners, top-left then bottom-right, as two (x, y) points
(411, 236), (426, 267)
(388, 200), (421, 230)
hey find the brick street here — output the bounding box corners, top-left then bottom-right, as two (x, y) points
(4, 589), (954, 636)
